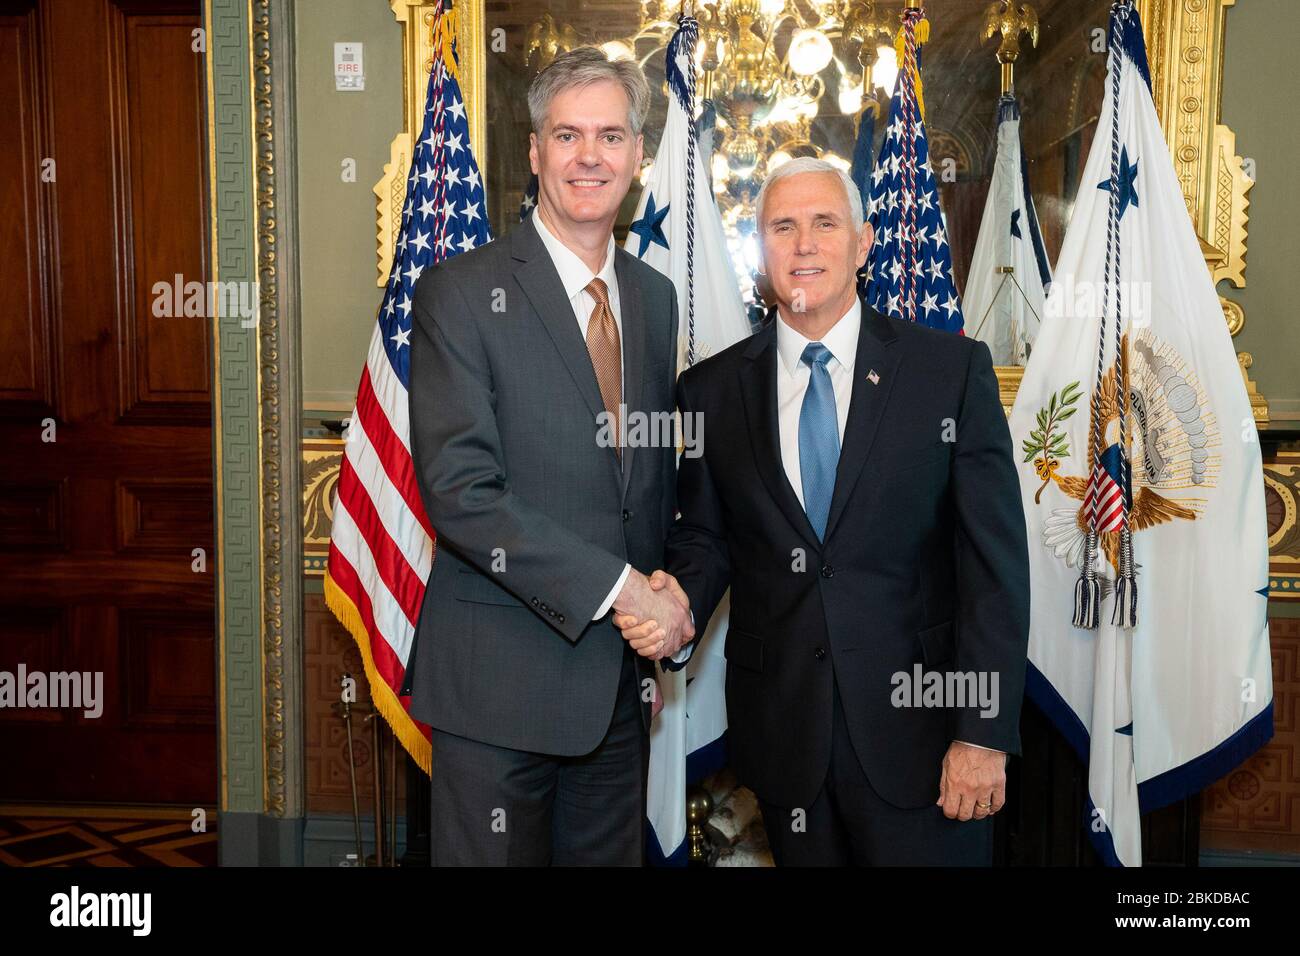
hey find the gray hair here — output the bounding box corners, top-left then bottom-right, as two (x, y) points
(755, 157), (865, 234)
(527, 46), (652, 136)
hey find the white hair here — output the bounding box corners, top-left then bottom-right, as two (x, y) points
(755, 157), (865, 234)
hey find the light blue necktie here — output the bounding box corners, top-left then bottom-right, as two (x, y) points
(798, 342), (840, 541)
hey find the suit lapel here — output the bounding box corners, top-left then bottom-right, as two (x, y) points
(510, 218), (621, 484)
(512, 218), (606, 421)
(614, 248), (644, 499)
(824, 304), (901, 541)
(738, 323), (821, 549)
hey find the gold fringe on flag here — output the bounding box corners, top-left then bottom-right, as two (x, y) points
(437, 4), (458, 77)
(323, 569), (432, 774)
(894, 14), (930, 120)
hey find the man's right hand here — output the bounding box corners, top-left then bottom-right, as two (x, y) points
(611, 570), (693, 661)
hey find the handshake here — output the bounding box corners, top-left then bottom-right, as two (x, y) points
(611, 569), (694, 662)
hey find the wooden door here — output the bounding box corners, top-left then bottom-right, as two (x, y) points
(0, 0), (215, 805)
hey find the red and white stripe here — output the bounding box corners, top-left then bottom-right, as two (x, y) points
(327, 323), (435, 726)
(1084, 462), (1126, 533)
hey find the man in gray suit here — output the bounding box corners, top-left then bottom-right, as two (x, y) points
(404, 47), (693, 866)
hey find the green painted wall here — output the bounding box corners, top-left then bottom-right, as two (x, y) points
(1221, 0), (1300, 422)
(295, 0), (403, 409)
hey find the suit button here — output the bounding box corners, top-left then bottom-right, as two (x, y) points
(531, 598), (539, 607)
(820, 565), (835, 578)
(622, 509), (632, 522)
(558, 614), (565, 623)
(814, 647), (826, 660)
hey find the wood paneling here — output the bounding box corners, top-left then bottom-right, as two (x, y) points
(0, 0), (213, 807)
(120, 609), (215, 729)
(116, 478), (212, 554)
(0, 479), (66, 551)
(0, 1), (53, 415)
(304, 594), (408, 816)
(111, 0), (210, 422)
(0, 607), (65, 726)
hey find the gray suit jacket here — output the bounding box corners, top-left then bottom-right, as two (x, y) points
(403, 215), (679, 756)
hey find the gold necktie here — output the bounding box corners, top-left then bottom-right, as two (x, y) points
(585, 278), (622, 462)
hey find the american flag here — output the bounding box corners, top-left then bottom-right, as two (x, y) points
(1084, 442), (1131, 533)
(864, 8), (964, 334)
(324, 0), (491, 770)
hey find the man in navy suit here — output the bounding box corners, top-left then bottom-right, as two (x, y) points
(616, 158), (1030, 865)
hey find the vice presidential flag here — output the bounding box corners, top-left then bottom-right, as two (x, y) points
(324, 0), (492, 770)
(624, 15), (749, 864)
(864, 7), (964, 332)
(965, 94), (1052, 364)
(1008, 1), (1271, 866)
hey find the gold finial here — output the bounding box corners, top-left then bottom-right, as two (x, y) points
(844, 0), (897, 80)
(525, 13), (582, 73)
(981, 1), (1039, 94)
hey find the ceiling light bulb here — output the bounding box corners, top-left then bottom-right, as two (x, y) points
(838, 77), (864, 116)
(788, 29), (833, 77)
(871, 45), (899, 95)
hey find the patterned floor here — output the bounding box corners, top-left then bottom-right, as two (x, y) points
(0, 807), (217, 867)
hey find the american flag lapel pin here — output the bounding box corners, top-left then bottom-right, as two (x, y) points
(867, 369), (880, 385)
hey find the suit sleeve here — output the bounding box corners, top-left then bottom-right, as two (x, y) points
(661, 368), (732, 672)
(949, 339), (1031, 753)
(408, 266), (627, 643)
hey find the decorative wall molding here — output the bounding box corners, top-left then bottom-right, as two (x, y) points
(302, 433), (342, 578)
(209, 0), (305, 843)
(1265, 448), (1300, 601)
(208, 0), (262, 819)
(1138, 0), (1252, 294)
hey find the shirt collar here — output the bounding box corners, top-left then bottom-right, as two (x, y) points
(532, 208), (617, 302)
(775, 297), (862, 377)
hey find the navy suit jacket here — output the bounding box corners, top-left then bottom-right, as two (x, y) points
(663, 302), (1030, 810)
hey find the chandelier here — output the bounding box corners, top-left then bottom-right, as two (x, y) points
(526, 2), (920, 296)
(529, 1), (901, 222)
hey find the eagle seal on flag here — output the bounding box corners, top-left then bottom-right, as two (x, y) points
(1022, 329), (1212, 582)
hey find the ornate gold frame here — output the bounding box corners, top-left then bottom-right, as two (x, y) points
(1138, 0), (1250, 293)
(1136, 0), (1266, 423)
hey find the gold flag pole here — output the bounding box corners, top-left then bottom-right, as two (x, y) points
(981, 1), (1040, 95)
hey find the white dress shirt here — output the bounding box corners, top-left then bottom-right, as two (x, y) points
(776, 300), (861, 505)
(531, 211), (632, 620)
(772, 299), (996, 754)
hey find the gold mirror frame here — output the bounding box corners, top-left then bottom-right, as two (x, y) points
(374, 0), (1265, 421)
(1136, 0), (1265, 422)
